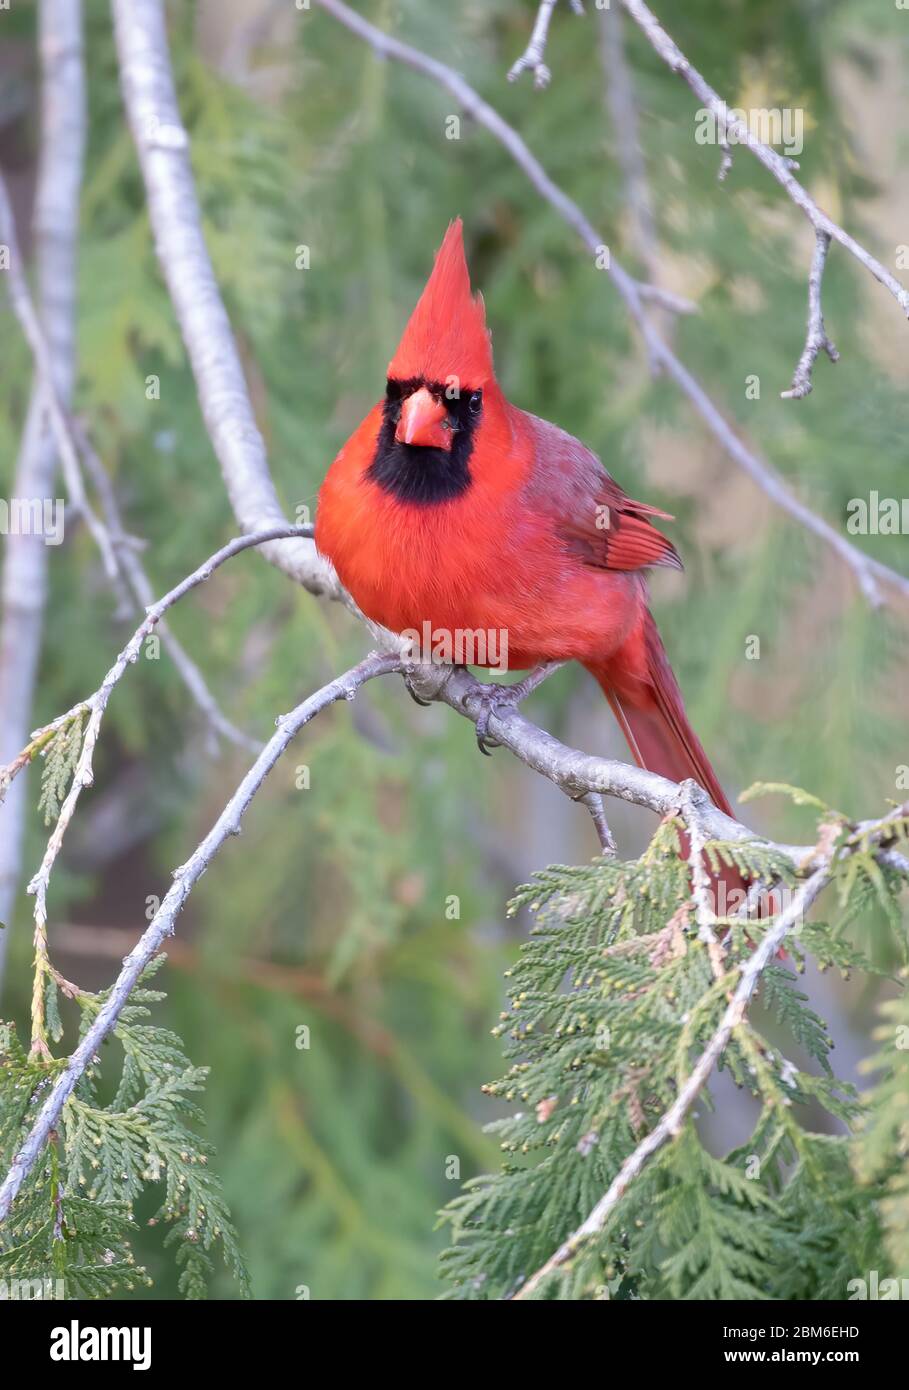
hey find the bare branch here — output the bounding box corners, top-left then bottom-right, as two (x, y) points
(578, 791), (617, 857)
(312, 0), (909, 610)
(597, 3), (660, 290)
(633, 282), (697, 315)
(508, 0), (582, 91)
(619, 0), (909, 342)
(0, 0), (86, 988)
(1, 168), (268, 756)
(513, 861), (832, 1298)
(74, 423), (262, 753)
(0, 174), (117, 579)
(405, 659), (904, 874)
(781, 231), (840, 400)
(110, 0), (338, 600)
(0, 650), (401, 1223)
(19, 524), (313, 880)
(679, 779), (719, 947)
(10, 524), (311, 1054)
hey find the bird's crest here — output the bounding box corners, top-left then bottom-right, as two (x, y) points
(388, 219), (494, 388)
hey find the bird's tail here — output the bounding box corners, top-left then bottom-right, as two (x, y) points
(587, 609), (748, 917)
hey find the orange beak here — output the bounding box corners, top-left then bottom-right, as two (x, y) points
(395, 386), (451, 450)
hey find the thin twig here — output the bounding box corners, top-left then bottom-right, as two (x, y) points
(579, 791), (617, 857)
(619, 0), (909, 321)
(19, 525), (312, 1055)
(597, 3), (661, 291)
(513, 861), (832, 1297)
(18, 524), (312, 854)
(0, 651), (401, 1223)
(633, 282), (697, 315)
(311, 0), (909, 610)
(508, 0), (577, 91)
(781, 231), (840, 400)
(2, 184), (269, 754)
(679, 780), (718, 946)
(0, 173), (117, 579)
(74, 422), (262, 752)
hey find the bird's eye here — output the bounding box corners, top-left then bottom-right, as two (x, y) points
(468, 390), (483, 416)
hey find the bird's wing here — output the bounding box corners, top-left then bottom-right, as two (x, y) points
(521, 412), (682, 573)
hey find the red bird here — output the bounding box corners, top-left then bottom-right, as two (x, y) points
(316, 220), (734, 825)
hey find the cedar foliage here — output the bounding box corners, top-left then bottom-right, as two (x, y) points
(0, 957), (248, 1299)
(439, 806), (908, 1299)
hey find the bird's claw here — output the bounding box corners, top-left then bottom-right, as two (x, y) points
(475, 691), (508, 755)
(472, 662), (565, 755)
(402, 671), (433, 707)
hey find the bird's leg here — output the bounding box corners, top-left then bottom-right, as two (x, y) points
(473, 661), (565, 755)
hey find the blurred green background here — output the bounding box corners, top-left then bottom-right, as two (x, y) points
(1, 0), (907, 1297)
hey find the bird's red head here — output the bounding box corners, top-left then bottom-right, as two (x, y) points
(360, 220), (509, 507)
(389, 219), (493, 395)
(385, 219), (494, 456)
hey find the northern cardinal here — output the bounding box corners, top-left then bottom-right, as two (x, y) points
(316, 221), (736, 844)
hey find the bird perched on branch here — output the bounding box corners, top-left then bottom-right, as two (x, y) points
(316, 219), (734, 825)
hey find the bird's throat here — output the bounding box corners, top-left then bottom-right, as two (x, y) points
(366, 384), (477, 506)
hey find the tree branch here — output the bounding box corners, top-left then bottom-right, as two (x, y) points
(1, 524), (311, 1055)
(73, 421), (262, 753)
(0, 173), (117, 579)
(3, 525), (313, 817)
(109, 0), (338, 599)
(512, 785), (909, 1296)
(508, 0), (584, 91)
(597, 2), (661, 294)
(618, 0), (909, 359)
(1, 174), (268, 756)
(0, 650), (401, 1224)
(679, 778), (722, 952)
(0, 0), (86, 989)
(781, 231), (840, 400)
(3, 548), (904, 1209)
(403, 659), (909, 876)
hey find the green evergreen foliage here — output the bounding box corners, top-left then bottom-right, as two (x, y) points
(37, 711), (85, 827)
(0, 960), (248, 1298)
(439, 810), (908, 1299)
(856, 976), (909, 1272)
(0, 1021), (139, 1299)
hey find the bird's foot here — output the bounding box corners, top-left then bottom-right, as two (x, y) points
(403, 676), (433, 707)
(402, 661), (454, 707)
(472, 662), (565, 755)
